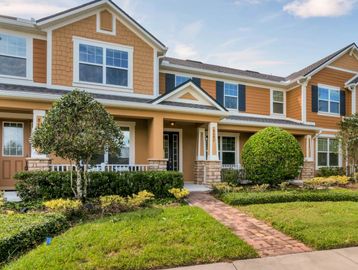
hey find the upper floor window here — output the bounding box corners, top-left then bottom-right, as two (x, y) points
(74, 38), (133, 89)
(272, 90), (284, 115)
(317, 138), (339, 167)
(224, 83), (238, 109)
(0, 33), (27, 78)
(175, 75), (190, 86)
(318, 86), (340, 114)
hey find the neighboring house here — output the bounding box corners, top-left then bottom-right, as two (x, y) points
(0, 0), (357, 190)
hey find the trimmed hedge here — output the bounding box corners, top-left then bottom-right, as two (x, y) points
(15, 171), (184, 201)
(220, 189), (358, 206)
(242, 127), (304, 185)
(0, 213), (68, 265)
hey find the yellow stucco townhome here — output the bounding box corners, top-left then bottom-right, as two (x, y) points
(0, 0), (357, 189)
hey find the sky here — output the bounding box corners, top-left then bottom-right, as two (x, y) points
(1, 0), (358, 77)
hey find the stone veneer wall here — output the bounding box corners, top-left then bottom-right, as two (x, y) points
(148, 159), (168, 171)
(194, 160), (221, 184)
(26, 158), (52, 171)
(301, 160), (315, 179)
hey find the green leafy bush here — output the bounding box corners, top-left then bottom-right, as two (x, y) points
(316, 167), (345, 177)
(220, 189), (358, 205)
(15, 171), (183, 201)
(0, 213), (68, 265)
(0, 192), (4, 208)
(168, 188), (190, 201)
(242, 127), (304, 186)
(212, 183), (244, 194)
(43, 199), (82, 218)
(304, 176), (350, 189)
(99, 195), (128, 213)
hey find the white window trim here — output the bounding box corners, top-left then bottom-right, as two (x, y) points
(96, 9), (116, 36)
(224, 82), (239, 110)
(317, 84), (341, 116)
(175, 75), (191, 87)
(73, 37), (133, 92)
(0, 30), (33, 81)
(2, 121), (25, 157)
(164, 128), (183, 172)
(315, 135), (342, 169)
(270, 89), (286, 117)
(218, 132), (240, 166)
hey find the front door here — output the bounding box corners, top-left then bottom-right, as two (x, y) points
(164, 132), (179, 171)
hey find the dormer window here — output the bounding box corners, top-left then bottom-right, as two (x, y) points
(0, 33), (28, 78)
(74, 38), (133, 89)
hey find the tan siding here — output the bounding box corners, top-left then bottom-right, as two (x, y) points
(286, 87), (301, 120)
(331, 52), (358, 72)
(100, 10), (113, 32)
(52, 15), (154, 95)
(33, 39), (47, 83)
(159, 73), (166, 94)
(307, 68), (352, 129)
(201, 78), (216, 99)
(356, 88), (358, 113)
(246, 86), (270, 115)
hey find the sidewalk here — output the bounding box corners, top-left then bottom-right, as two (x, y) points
(165, 247), (358, 270)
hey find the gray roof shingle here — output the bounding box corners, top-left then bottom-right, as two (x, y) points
(225, 115), (315, 127)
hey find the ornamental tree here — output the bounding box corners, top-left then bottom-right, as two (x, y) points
(337, 113), (358, 176)
(242, 127), (304, 186)
(31, 90), (123, 200)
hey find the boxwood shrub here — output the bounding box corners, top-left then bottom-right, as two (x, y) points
(242, 127), (303, 186)
(15, 171), (184, 201)
(220, 189), (358, 206)
(0, 213), (68, 265)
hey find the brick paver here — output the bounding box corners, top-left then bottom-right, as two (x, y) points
(188, 192), (312, 257)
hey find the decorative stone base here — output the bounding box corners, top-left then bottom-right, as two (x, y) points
(148, 159), (168, 171)
(26, 158), (52, 171)
(301, 160), (315, 179)
(194, 160), (221, 184)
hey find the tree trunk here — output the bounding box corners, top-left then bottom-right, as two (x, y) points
(75, 162), (83, 200)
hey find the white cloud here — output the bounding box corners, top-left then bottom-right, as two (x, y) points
(172, 43), (199, 59)
(283, 0), (357, 18)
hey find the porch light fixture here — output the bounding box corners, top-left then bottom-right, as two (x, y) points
(170, 122), (175, 126)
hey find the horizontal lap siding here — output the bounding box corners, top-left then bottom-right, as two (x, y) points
(245, 86), (270, 115)
(33, 39), (47, 83)
(331, 52), (358, 72)
(287, 87), (301, 120)
(159, 73), (166, 94)
(52, 14), (154, 95)
(200, 79), (216, 99)
(307, 68), (352, 129)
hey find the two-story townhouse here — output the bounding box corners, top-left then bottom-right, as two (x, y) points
(0, 0), (357, 189)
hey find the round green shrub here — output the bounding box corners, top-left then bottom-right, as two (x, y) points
(242, 127), (304, 185)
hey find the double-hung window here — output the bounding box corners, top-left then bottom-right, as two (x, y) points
(2, 122), (24, 156)
(0, 33), (27, 78)
(317, 138), (339, 167)
(218, 136), (236, 165)
(175, 75), (191, 86)
(318, 86), (340, 114)
(76, 39), (132, 88)
(272, 90), (284, 115)
(224, 83), (238, 109)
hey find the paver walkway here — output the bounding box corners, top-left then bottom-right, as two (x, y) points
(188, 192), (312, 257)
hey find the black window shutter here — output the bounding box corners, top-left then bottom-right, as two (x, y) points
(165, 73), (175, 93)
(216, 81), (224, 106)
(340, 90), (346, 116)
(192, 77), (201, 87)
(311, 85), (318, 112)
(238, 84), (246, 112)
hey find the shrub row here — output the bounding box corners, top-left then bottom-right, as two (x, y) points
(220, 189), (358, 206)
(0, 213), (68, 265)
(15, 171), (184, 201)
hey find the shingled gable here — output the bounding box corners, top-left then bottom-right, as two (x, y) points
(36, 0), (167, 52)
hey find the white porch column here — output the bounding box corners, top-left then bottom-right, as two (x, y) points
(31, 110), (47, 158)
(207, 122), (219, 161)
(196, 127), (206, 160)
(304, 135), (314, 161)
(352, 85), (357, 114)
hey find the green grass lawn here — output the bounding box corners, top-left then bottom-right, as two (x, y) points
(240, 201), (358, 250)
(5, 206), (257, 270)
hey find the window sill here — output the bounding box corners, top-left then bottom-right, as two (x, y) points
(270, 113), (286, 118)
(317, 112), (341, 118)
(73, 81), (134, 93)
(0, 74), (32, 81)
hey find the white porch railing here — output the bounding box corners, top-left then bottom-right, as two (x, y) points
(221, 164), (242, 170)
(49, 164), (149, 172)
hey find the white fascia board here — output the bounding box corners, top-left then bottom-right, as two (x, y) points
(0, 90), (228, 117)
(220, 119), (318, 131)
(160, 63), (289, 88)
